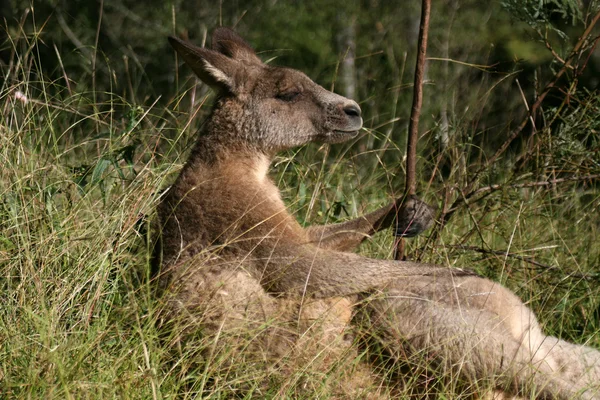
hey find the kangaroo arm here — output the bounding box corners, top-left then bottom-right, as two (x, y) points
(306, 195), (435, 252)
(257, 243), (472, 298)
(306, 203), (394, 251)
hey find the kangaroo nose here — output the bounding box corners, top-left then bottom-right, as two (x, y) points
(343, 102), (361, 118)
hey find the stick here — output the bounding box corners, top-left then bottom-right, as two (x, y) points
(395, 0), (431, 260)
(444, 174), (600, 217)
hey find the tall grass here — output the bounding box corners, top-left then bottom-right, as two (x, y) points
(1, 9), (600, 399)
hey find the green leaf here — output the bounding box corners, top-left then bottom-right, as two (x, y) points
(91, 158), (112, 187)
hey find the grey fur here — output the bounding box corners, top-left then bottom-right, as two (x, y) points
(155, 28), (600, 399)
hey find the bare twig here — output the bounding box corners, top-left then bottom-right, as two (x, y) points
(394, 0), (431, 260)
(438, 10), (600, 231)
(443, 174), (600, 221)
(471, 174), (600, 197)
(405, 0), (431, 197)
(447, 244), (557, 271)
(539, 28), (569, 66)
(447, 245), (599, 281)
(575, 34), (600, 78)
(479, 10), (600, 177)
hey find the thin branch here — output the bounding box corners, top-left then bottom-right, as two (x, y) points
(447, 244), (557, 271)
(575, 34), (600, 78)
(443, 174), (600, 221)
(394, 0), (431, 260)
(471, 174), (600, 197)
(539, 28), (569, 66)
(447, 245), (599, 281)
(405, 0), (431, 197)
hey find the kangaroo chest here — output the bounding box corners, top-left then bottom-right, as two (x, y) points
(158, 159), (306, 268)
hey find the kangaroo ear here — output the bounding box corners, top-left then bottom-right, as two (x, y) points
(169, 35), (243, 94)
(211, 27), (262, 65)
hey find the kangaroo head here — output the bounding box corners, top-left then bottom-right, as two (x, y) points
(169, 28), (362, 153)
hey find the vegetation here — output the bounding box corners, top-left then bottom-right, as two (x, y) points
(1, 0), (599, 398)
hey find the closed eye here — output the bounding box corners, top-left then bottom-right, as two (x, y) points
(275, 91), (301, 102)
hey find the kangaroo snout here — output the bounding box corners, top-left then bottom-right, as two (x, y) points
(333, 100), (362, 134)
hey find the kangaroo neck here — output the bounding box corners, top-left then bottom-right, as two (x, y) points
(183, 119), (272, 171)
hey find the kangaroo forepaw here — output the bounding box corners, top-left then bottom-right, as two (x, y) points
(394, 195), (436, 238)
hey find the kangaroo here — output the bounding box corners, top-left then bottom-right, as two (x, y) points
(155, 28), (600, 399)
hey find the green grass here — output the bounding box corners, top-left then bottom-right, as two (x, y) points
(2, 14), (600, 400)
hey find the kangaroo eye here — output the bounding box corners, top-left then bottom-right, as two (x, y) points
(276, 90), (301, 102)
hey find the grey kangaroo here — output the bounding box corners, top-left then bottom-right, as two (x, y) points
(155, 27), (600, 399)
